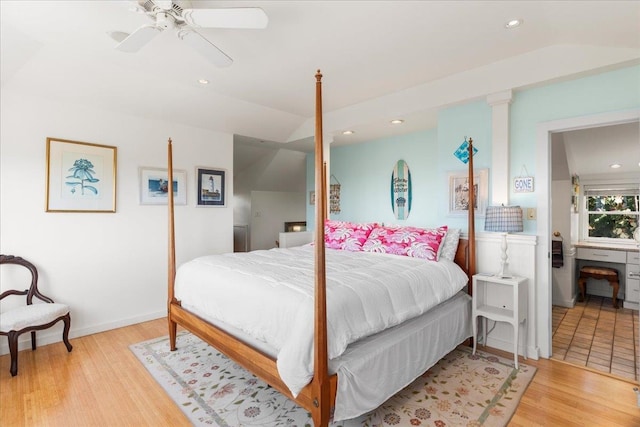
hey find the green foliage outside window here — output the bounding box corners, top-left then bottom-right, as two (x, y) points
(587, 194), (639, 239)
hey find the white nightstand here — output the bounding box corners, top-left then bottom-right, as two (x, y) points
(472, 274), (528, 368)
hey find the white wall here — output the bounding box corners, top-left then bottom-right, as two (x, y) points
(250, 191), (306, 251)
(234, 147), (307, 247)
(0, 89), (234, 354)
(551, 179), (577, 307)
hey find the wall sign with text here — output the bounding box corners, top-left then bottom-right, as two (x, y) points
(514, 176), (534, 193)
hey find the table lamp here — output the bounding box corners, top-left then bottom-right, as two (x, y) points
(485, 205), (523, 278)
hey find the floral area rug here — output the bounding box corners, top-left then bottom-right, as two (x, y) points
(130, 332), (535, 426)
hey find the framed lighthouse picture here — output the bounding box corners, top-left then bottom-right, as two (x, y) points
(196, 167), (226, 207)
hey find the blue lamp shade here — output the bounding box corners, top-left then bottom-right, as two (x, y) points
(485, 205), (523, 233)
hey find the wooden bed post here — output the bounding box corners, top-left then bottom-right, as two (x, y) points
(467, 137), (476, 289)
(311, 70), (331, 427)
(167, 138), (178, 351)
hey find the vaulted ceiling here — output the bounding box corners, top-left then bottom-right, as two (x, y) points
(2, 1), (639, 152)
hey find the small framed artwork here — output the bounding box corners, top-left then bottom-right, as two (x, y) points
(448, 168), (489, 216)
(139, 167), (187, 205)
(46, 137), (117, 213)
(196, 167), (226, 207)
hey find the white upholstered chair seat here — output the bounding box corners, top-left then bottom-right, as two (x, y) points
(1, 254), (73, 376)
(0, 303), (70, 333)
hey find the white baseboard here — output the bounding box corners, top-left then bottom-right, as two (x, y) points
(552, 295), (577, 308)
(486, 335), (540, 361)
(0, 310), (166, 356)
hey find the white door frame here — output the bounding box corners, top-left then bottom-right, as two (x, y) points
(535, 109), (640, 358)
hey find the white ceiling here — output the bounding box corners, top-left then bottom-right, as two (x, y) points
(1, 0), (639, 153)
(560, 122), (640, 179)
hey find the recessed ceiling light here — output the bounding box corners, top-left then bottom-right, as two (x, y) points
(342, 130), (355, 135)
(198, 79), (209, 85)
(505, 19), (523, 29)
(610, 163), (622, 169)
(390, 119), (404, 125)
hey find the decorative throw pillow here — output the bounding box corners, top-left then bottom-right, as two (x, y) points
(324, 220), (377, 251)
(362, 225), (448, 261)
(439, 228), (461, 261)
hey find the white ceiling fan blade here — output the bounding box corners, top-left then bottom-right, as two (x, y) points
(107, 31), (130, 44)
(177, 29), (232, 67)
(115, 24), (162, 52)
(182, 7), (268, 29)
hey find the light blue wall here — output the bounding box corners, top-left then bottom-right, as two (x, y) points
(510, 64), (640, 218)
(436, 100), (492, 231)
(306, 154), (315, 229)
(307, 130), (441, 230)
(307, 65), (640, 233)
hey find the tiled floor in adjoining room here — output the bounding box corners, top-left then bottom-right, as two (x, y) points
(552, 295), (639, 381)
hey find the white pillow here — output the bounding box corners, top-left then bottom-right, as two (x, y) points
(439, 228), (461, 261)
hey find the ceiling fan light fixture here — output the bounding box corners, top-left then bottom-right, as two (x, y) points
(156, 11), (176, 30)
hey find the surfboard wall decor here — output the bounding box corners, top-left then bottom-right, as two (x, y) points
(391, 159), (412, 220)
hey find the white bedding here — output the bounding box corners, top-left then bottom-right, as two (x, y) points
(174, 245), (468, 397)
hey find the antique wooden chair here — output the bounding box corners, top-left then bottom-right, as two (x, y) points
(0, 255), (72, 376)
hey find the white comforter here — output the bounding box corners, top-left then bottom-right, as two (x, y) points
(174, 245), (468, 396)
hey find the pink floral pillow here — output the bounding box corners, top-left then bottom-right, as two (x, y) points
(362, 225), (448, 261)
(324, 220), (377, 251)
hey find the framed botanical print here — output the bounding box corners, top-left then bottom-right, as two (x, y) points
(45, 137), (117, 212)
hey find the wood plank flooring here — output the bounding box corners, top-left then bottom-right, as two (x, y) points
(1, 318), (639, 426)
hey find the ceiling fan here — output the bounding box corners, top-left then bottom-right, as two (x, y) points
(108, 0), (268, 67)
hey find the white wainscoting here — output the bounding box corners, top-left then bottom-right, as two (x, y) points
(471, 232), (539, 359)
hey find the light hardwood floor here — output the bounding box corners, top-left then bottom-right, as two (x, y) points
(1, 318), (639, 426)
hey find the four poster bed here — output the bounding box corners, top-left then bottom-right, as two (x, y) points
(166, 71), (477, 426)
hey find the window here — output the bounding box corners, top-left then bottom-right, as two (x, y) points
(583, 185), (639, 241)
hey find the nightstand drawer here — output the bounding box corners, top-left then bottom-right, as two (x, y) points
(577, 248), (626, 263)
(627, 252), (640, 265)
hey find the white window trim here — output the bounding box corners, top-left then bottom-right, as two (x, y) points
(580, 178), (640, 245)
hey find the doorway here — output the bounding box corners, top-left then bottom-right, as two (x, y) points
(536, 109), (640, 381)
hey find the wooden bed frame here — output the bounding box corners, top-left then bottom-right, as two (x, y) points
(166, 70), (476, 426)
